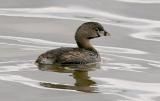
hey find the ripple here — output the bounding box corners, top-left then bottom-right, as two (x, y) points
(0, 7), (160, 29)
(107, 53), (160, 64)
(131, 31), (160, 42)
(117, 0), (160, 4)
(97, 46), (147, 54)
(0, 35), (73, 47)
(0, 60), (33, 64)
(0, 73), (160, 100)
(0, 62), (36, 72)
(0, 74), (41, 88)
(0, 74), (160, 100)
(0, 35), (147, 54)
(149, 63), (160, 68)
(100, 53), (160, 72)
(94, 77), (160, 101)
(101, 63), (147, 72)
(0, 74), (79, 92)
(1, 35), (157, 73)
(101, 53), (160, 72)
(0, 74), (53, 89)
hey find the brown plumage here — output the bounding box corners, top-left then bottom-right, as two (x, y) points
(35, 22), (110, 65)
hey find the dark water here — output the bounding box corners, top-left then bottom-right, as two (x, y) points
(0, 0), (160, 101)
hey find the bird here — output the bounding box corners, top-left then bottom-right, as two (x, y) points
(35, 22), (110, 65)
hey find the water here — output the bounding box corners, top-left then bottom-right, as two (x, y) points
(0, 0), (160, 101)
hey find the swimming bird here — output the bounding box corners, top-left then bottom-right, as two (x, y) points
(35, 22), (110, 65)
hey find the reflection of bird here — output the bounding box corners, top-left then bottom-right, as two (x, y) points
(36, 22), (110, 65)
(40, 71), (97, 93)
(38, 64), (99, 93)
(73, 71), (96, 87)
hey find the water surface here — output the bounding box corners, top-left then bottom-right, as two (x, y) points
(0, 0), (160, 101)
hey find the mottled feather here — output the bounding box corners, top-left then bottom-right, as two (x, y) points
(36, 47), (100, 64)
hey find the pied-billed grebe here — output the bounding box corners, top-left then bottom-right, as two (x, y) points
(35, 22), (110, 65)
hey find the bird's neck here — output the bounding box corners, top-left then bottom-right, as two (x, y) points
(75, 37), (97, 52)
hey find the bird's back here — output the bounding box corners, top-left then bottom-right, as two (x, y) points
(35, 47), (100, 64)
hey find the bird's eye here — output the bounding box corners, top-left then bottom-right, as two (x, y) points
(95, 28), (99, 32)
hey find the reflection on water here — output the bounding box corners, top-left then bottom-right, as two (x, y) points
(0, 34), (160, 100)
(38, 64), (99, 93)
(0, 0), (160, 101)
(131, 31), (160, 42)
(116, 0), (160, 4)
(1, 6), (160, 29)
(0, 35), (147, 54)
